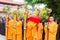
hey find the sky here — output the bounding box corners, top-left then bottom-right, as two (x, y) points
(13, 0), (46, 9)
(13, 0), (24, 2)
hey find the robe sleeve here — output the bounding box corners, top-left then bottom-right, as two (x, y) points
(44, 23), (48, 33)
(38, 23), (43, 32)
(37, 23), (43, 39)
(49, 23), (58, 35)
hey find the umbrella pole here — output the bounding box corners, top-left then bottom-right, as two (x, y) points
(24, 13), (27, 40)
(47, 13), (50, 40)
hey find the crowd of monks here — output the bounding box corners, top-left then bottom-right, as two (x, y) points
(5, 9), (59, 40)
(6, 14), (22, 40)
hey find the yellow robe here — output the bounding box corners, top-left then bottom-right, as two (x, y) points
(8, 20), (15, 39)
(16, 21), (22, 40)
(26, 21), (36, 40)
(12, 14), (17, 40)
(33, 23), (43, 40)
(37, 23), (43, 40)
(32, 23), (37, 40)
(6, 14), (8, 40)
(44, 22), (58, 40)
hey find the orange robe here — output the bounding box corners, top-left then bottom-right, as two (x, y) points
(8, 20), (15, 39)
(32, 23), (37, 40)
(26, 15), (41, 40)
(37, 23), (43, 40)
(16, 21), (22, 40)
(33, 23), (43, 40)
(44, 22), (58, 40)
(6, 14), (8, 40)
(26, 21), (36, 40)
(12, 14), (17, 40)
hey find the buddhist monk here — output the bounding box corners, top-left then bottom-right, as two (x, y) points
(7, 15), (14, 40)
(37, 23), (43, 40)
(6, 14), (8, 40)
(12, 14), (17, 40)
(16, 17), (22, 40)
(26, 15), (43, 40)
(35, 8), (43, 40)
(26, 21), (36, 40)
(6, 14), (12, 40)
(44, 17), (58, 40)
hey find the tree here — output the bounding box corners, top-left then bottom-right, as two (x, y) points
(25, 0), (42, 10)
(40, 7), (48, 19)
(3, 6), (10, 13)
(25, 0), (60, 19)
(42, 0), (60, 19)
(25, 0), (43, 4)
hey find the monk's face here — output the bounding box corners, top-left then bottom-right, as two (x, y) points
(49, 17), (54, 22)
(17, 17), (20, 21)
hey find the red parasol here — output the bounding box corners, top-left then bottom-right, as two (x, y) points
(29, 15), (40, 23)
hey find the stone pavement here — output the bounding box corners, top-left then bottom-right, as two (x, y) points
(0, 34), (5, 40)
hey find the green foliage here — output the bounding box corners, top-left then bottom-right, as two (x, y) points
(40, 7), (48, 19)
(42, 0), (60, 19)
(11, 11), (16, 17)
(25, 0), (42, 4)
(24, 2), (28, 9)
(17, 10), (24, 18)
(25, 0), (60, 19)
(3, 6), (10, 13)
(11, 9), (24, 18)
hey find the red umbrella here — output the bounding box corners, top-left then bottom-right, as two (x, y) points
(29, 15), (40, 23)
(29, 15), (40, 32)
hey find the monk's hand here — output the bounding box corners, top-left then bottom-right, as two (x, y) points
(45, 23), (48, 27)
(47, 26), (50, 30)
(24, 27), (26, 30)
(45, 23), (50, 30)
(13, 25), (16, 29)
(34, 33), (38, 38)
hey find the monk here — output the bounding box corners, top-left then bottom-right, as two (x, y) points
(12, 14), (17, 40)
(6, 14), (14, 40)
(37, 23), (43, 40)
(16, 17), (22, 40)
(8, 14), (17, 40)
(44, 17), (58, 40)
(26, 21), (36, 40)
(33, 22), (43, 40)
(7, 15), (15, 40)
(6, 14), (9, 40)
(26, 15), (43, 40)
(34, 8), (43, 40)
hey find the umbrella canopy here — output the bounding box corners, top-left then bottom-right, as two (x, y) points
(29, 15), (40, 23)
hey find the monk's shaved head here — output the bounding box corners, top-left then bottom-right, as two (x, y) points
(50, 16), (54, 22)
